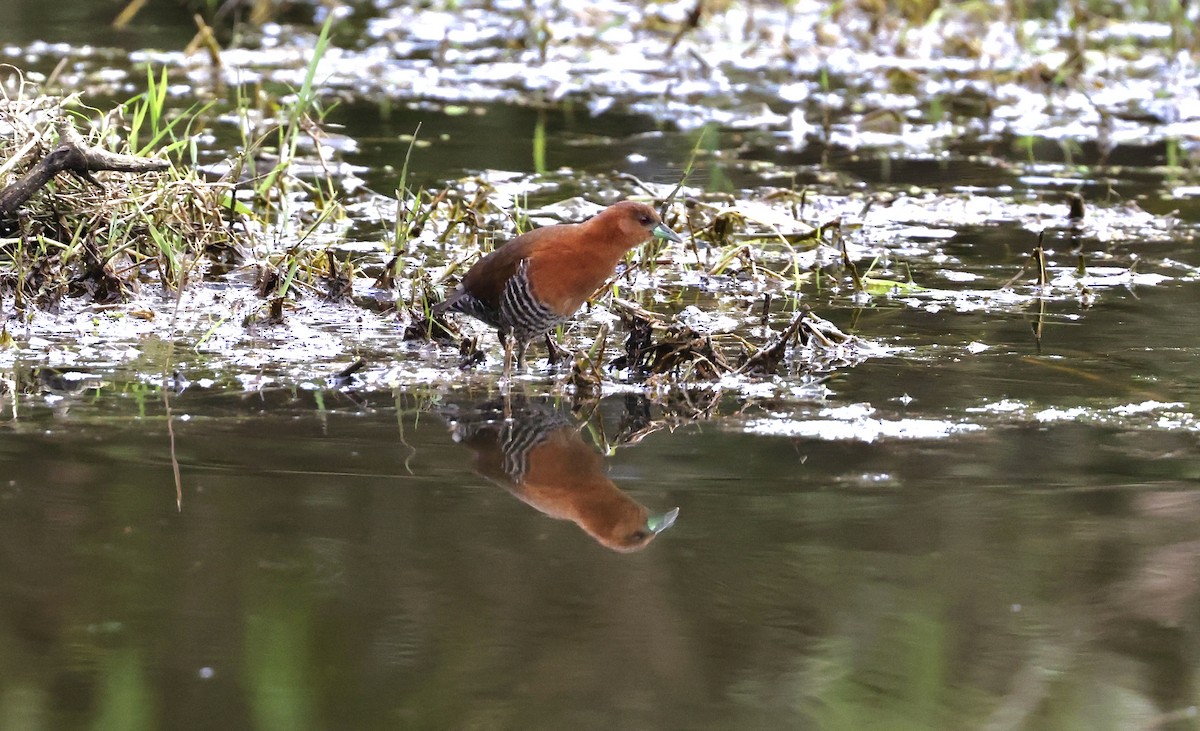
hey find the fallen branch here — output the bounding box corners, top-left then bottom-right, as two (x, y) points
(0, 117), (169, 219)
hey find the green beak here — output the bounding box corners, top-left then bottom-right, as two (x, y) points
(646, 507), (680, 535)
(652, 222), (683, 244)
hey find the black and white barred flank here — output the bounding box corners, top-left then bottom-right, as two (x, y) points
(436, 259), (566, 346)
(498, 259), (566, 344)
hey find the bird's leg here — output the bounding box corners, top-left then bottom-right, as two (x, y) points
(543, 332), (572, 369)
(501, 329), (515, 387)
(515, 339), (528, 372)
(500, 331), (517, 420)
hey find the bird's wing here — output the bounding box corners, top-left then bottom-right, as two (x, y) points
(459, 226), (560, 308)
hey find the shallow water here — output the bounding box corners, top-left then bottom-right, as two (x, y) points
(4, 377), (1200, 729)
(4, 0), (1200, 729)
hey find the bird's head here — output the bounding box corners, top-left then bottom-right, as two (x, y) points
(601, 200), (684, 249)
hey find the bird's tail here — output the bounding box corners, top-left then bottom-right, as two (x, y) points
(430, 289), (462, 315)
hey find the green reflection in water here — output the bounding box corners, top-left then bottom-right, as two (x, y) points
(245, 583), (313, 731)
(93, 648), (154, 731)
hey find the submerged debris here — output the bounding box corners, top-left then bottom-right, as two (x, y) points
(610, 298), (862, 382)
(69, 240), (131, 304)
(321, 251), (353, 302)
(455, 335), (486, 368)
(255, 265), (284, 298)
(328, 358), (367, 388)
(738, 308), (856, 375)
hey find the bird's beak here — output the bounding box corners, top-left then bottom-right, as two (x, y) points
(646, 507), (680, 535)
(651, 222), (683, 244)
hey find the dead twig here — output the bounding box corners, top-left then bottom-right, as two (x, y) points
(0, 118), (168, 219)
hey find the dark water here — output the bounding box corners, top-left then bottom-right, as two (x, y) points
(0, 0), (196, 50)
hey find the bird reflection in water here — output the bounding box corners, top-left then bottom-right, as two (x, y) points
(445, 397), (678, 552)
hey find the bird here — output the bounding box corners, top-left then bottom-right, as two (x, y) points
(446, 397), (679, 552)
(433, 200), (683, 372)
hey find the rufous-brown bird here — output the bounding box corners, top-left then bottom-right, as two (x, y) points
(433, 200), (682, 370)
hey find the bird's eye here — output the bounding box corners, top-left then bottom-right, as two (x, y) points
(638, 214), (652, 226)
(630, 530), (648, 542)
